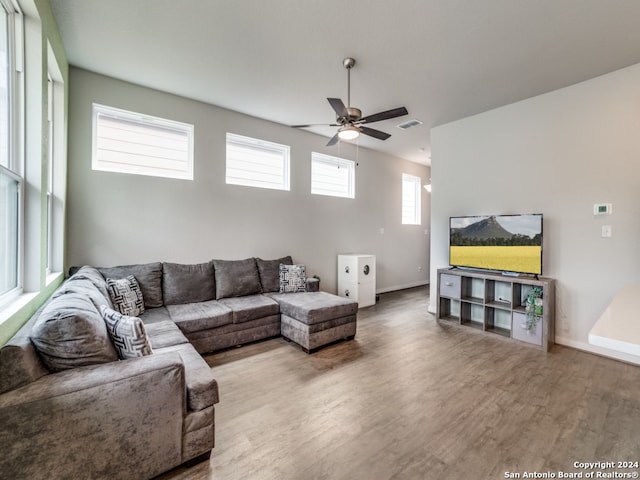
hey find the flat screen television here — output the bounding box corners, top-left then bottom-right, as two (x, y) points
(449, 214), (543, 275)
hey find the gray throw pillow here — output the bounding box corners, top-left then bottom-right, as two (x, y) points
(98, 262), (163, 308)
(279, 264), (307, 293)
(256, 256), (293, 293)
(162, 261), (215, 305)
(30, 293), (119, 372)
(100, 306), (153, 359)
(106, 276), (145, 317)
(213, 258), (262, 299)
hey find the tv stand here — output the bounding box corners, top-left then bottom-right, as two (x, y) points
(436, 268), (555, 351)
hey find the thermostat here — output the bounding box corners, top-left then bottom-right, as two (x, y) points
(593, 203), (612, 215)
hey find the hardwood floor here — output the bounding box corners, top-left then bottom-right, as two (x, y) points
(157, 286), (640, 480)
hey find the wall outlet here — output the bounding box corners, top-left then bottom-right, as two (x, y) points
(602, 225), (612, 237)
(379, 227), (385, 235)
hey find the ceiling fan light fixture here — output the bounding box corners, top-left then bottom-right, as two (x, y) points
(338, 125), (360, 140)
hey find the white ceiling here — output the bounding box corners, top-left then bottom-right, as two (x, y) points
(50, 0), (640, 165)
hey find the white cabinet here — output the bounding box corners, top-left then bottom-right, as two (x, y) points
(338, 254), (376, 307)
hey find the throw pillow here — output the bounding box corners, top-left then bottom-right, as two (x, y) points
(106, 275), (145, 317)
(279, 264), (307, 293)
(100, 306), (153, 359)
(256, 256), (293, 293)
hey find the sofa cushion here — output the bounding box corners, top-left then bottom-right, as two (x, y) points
(98, 262), (163, 308)
(139, 306), (173, 324)
(279, 264), (307, 293)
(213, 258), (262, 299)
(0, 312), (49, 395)
(163, 261), (215, 305)
(167, 300), (233, 333)
(269, 292), (358, 325)
(101, 306), (153, 359)
(154, 343), (220, 410)
(65, 265), (112, 305)
(106, 275), (145, 317)
(144, 320), (189, 349)
(219, 294), (280, 324)
(30, 293), (118, 372)
(256, 256), (293, 293)
(52, 276), (112, 311)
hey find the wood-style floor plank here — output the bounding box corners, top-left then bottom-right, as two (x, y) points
(156, 286), (640, 480)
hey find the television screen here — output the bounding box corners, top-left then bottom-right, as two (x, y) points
(449, 214), (543, 275)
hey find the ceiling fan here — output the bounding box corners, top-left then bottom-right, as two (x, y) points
(293, 58), (409, 146)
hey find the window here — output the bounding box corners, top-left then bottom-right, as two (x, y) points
(226, 132), (290, 191)
(92, 103), (194, 180)
(0, 168), (20, 296)
(0, 3), (9, 170)
(311, 152), (355, 199)
(402, 173), (421, 225)
(0, 1), (22, 302)
(46, 53), (64, 278)
(45, 76), (53, 273)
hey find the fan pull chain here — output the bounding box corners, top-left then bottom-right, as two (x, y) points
(347, 64), (351, 108)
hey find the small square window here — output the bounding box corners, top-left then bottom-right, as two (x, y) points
(226, 133), (290, 191)
(311, 152), (355, 199)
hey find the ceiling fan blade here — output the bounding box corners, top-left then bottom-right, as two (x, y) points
(326, 133), (340, 146)
(360, 126), (391, 141)
(327, 98), (348, 118)
(359, 106), (408, 124)
(292, 123), (340, 128)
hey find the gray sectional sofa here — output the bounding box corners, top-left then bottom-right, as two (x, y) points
(0, 256), (358, 480)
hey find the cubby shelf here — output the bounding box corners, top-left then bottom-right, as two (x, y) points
(436, 268), (555, 351)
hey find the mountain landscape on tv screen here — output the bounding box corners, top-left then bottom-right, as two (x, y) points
(451, 216), (541, 247)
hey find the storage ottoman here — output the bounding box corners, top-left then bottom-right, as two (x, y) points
(270, 292), (358, 353)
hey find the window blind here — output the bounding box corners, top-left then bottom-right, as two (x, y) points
(92, 104), (194, 180)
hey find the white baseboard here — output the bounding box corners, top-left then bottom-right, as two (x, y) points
(554, 335), (640, 365)
(376, 281), (429, 295)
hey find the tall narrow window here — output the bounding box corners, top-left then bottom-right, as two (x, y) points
(0, 168), (19, 296)
(92, 103), (194, 180)
(0, 3), (9, 170)
(226, 133), (290, 191)
(402, 173), (421, 225)
(45, 75), (53, 273)
(0, 1), (21, 301)
(311, 152), (355, 199)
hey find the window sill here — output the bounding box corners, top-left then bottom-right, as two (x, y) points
(0, 291), (39, 326)
(46, 271), (63, 287)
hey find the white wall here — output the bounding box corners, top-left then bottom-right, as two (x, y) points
(430, 63), (640, 363)
(66, 68), (430, 294)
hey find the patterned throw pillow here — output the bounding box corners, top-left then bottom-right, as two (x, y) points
(279, 264), (307, 293)
(100, 306), (153, 359)
(106, 276), (145, 317)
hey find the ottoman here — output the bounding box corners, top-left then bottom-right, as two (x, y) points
(269, 292), (358, 353)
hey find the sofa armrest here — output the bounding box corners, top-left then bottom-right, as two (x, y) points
(306, 277), (320, 292)
(0, 354), (186, 480)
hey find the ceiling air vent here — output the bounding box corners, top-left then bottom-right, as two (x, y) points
(396, 119), (423, 130)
